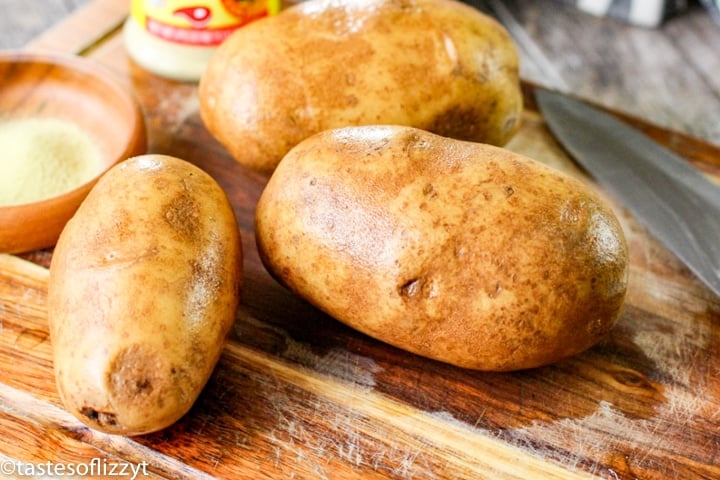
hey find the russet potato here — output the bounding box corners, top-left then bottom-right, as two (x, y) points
(199, 0), (523, 173)
(255, 126), (629, 371)
(47, 154), (242, 435)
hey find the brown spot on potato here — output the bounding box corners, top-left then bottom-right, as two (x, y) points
(153, 177), (169, 190)
(107, 344), (165, 406)
(80, 407), (118, 427)
(488, 283), (502, 299)
(428, 105), (490, 142)
(399, 278), (421, 298)
(163, 192), (200, 241)
(422, 183), (438, 198)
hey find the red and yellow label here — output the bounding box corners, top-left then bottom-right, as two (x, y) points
(131, 0), (280, 46)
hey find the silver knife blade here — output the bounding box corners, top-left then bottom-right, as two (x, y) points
(535, 88), (720, 298)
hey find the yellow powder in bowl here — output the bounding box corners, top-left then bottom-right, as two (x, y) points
(0, 117), (103, 206)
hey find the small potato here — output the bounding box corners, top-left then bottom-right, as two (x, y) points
(48, 155), (242, 435)
(255, 126), (628, 371)
(199, 0), (522, 173)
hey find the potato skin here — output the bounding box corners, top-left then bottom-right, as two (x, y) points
(48, 155), (242, 435)
(255, 126), (629, 371)
(199, 0), (522, 173)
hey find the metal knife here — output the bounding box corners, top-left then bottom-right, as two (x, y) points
(535, 89), (720, 298)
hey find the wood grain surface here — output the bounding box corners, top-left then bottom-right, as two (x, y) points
(0, 0), (90, 49)
(2, 1), (720, 479)
(487, 0), (720, 146)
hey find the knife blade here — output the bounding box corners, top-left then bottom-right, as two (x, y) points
(535, 88), (720, 298)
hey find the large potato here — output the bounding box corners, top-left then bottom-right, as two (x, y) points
(199, 0), (522, 173)
(255, 126), (629, 371)
(48, 155), (242, 435)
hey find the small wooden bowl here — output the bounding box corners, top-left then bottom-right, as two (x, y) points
(0, 51), (147, 254)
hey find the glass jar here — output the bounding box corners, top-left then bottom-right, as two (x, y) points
(124, 0), (280, 82)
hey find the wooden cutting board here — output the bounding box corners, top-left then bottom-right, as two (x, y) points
(2, 1), (720, 478)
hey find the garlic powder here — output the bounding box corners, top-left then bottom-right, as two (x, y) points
(0, 118), (103, 206)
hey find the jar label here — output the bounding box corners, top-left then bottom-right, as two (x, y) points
(130, 0), (279, 46)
